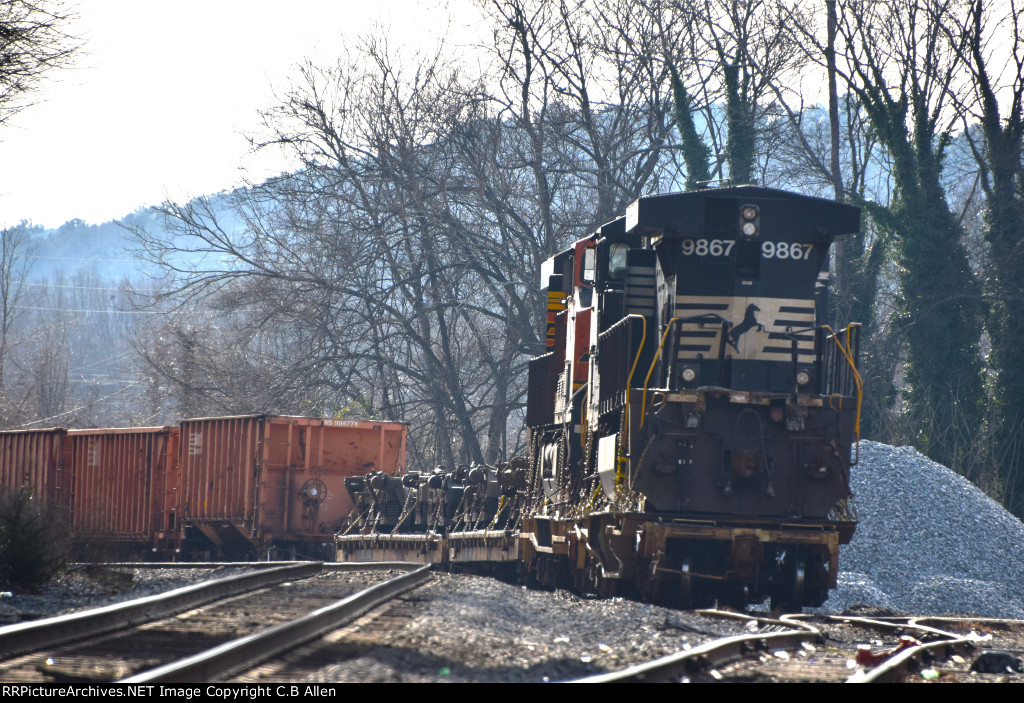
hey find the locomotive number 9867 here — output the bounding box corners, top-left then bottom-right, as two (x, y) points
(680, 237), (815, 260)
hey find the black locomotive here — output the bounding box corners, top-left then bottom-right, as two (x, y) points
(338, 186), (862, 610)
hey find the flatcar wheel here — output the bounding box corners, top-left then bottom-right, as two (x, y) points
(585, 562), (603, 596)
(519, 558), (541, 588)
(585, 561), (616, 598)
(636, 558), (657, 601)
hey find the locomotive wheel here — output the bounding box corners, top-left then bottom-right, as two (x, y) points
(805, 562), (830, 607)
(678, 561), (693, 609)
(770, 559), (807, 612)
(572, 565), (589, 594)
(792, 561), (806, 609)
(582, 561), (600, 596)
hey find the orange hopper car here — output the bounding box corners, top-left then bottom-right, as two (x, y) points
(0, 415), (407, 560)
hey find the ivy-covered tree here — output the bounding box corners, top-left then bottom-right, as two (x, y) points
(818, 0), (986, 471)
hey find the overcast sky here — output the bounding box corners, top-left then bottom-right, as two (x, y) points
(0, 0), (482, 229)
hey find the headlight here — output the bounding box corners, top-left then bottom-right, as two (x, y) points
(739, 204), (760, 238)
(681, 366), (697, 383)
(796, 369), (811, 386)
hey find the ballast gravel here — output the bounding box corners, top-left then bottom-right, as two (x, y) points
(311, 573), (740, 683)
(817, 440), (1024, 618)
(0, 566), (258, 624)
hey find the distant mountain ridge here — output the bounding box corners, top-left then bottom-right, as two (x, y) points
(25, 190), (243, 281)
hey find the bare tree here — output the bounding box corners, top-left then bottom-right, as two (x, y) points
(0, 0), (77, 126)
(0, 223), (33, 389)
(651, 0), (805, 186)
(485, 0), (676, 226)
(130, 43), (513, 466)
(131, 6), (681, 469)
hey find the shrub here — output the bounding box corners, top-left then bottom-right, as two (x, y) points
(0, 487), (69, 591)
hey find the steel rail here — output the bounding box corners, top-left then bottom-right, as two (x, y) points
(572, 610), (821, 683)
(0, 562), (325, 661)
(833, 615), (977, 683)
(89, 561), (415, 571)
(847, 637), (975, 683)
(120, 563), (432, 683)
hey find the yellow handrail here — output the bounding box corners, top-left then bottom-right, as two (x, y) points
(823, 323), (863, 462)
(616, 315), (647, 488)
(640, 317), (680, 430)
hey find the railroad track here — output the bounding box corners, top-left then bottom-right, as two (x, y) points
(575, 610), (1024, 682)
(572, 610), (824, 682)
(4, 565), (1021, 683)
(0, 562), (429, 683)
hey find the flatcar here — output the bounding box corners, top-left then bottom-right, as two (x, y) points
(338, 186), (862, 610)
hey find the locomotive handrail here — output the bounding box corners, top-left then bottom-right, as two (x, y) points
(822, 325), (862, 426)
(641, 316), (680, 430)
(823, 324), (863, 464)
(782, 324), (819, 389)
(640, 313), (727, 429)
(597, 316), (641, 409)
(782, 323), (860, 395)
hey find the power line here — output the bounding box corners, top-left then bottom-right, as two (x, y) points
(27, 255), (146, 263)
(14, 305), (163, 315)
(14, 381), (142, 429)
(26, 254), (207, 263)
(25, 282), (162, 293)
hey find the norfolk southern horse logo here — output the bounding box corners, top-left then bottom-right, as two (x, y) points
(727, 303), (765, 352)
(675, 296), (815, 362)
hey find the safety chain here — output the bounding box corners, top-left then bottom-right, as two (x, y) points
(388, 486), (418, 536)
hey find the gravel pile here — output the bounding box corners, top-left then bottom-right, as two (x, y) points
(818, 440), (1024, 618)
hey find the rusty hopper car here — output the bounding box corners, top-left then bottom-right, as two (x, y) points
(0, 428), (71, 513)
(177, 415), (407, 558)
(338, 186), (862, 610)
(66, 427), (178, 554)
